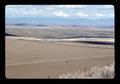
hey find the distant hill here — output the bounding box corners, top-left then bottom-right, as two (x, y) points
(6, 17), (114, 27)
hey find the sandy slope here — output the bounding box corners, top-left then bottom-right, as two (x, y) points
(5, 36), (114, 78)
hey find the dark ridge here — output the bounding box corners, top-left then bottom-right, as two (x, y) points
(13, 24), (29, 26)
(36, 25), (47, 26)
(5, 33), (17, 36)
(43, 36), (55, 39)
(75, 41), (114, 45)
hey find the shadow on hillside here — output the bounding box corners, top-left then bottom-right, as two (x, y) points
(75, 41), (114, 45)
(5, 33), (17, 36)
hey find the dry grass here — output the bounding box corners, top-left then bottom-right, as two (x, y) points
(59, 63), (114, 79)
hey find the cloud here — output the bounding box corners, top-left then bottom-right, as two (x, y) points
(77, 13), (88, 17)
(58, 5), (87, 8)
(53, 11), (69, 17)
(30, 10), (43, 15)
(22, 10), (43, 16)
(110, 13), (114, 17)
(95, 13), (104, 17)
(100, 5), (114, 9)
(6, 5), (114, 19)
(23, 11), (28, 15)
(6, 5), (44, 17)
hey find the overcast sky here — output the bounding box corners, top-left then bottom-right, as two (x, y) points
(5, 5), (114, 19)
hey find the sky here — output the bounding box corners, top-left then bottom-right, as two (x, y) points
(5, 5), (114, 19)
(5, 5), (114, 26)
